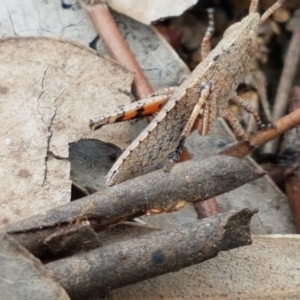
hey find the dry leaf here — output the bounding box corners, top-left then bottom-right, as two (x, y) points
(81, 0), (198, 25)
(70, 139), (122, 192)
(0, 232), (70, 300)
(0, 37), (133, 227)
(109, 235), (300, 299)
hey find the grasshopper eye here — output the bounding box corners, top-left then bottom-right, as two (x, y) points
(223, 22), (240, 37)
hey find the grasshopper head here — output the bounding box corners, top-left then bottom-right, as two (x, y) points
(223, 1), (284, 59)
(223, 0), (284, 38)
(223, 13), (260, 39)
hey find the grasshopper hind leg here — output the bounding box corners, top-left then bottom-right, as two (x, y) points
(89, 94), (170, 130)
(164, 83), (213, 172)
(150, 87), (176, 97)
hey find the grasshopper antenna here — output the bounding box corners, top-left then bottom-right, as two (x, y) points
(206, 8), (215, 36)
(260, 0), (285, 24)
(249, 0), (259, 14)
(201, 8), (215, 60)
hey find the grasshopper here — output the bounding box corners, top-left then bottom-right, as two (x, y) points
(90, 0), (284, 187)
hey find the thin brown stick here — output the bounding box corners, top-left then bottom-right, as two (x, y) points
(193, 198), (221, 219)
(263, 9), (300, 154)
(81, 2), (153, 99)
(180, 145), (220, 218)
(280, 86), (300, 233)
(222, 106), (300, 157)
(5, 155), (264, 258)
(46, 209), (256, 299)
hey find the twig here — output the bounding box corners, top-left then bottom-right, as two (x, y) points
(263, 9), (300, 154)
(46, 209), (256, 299)
(193, 198), (221, 219)
(180, 146), (220, 218)
(221, 107), (300, 158)
(5, 155), (264, 258)
(279, 86), (300, 233)
(81, 1), (153, 99)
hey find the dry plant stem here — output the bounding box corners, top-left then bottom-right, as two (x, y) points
(263, 11), (300, 154)
(180, 147), (220, 218)
(280, 87), (300, 233)
(5, 156), (264, 258)
(222, 107), (300, 157)
(285, 177), (300, 232)
(46, 209), (256, 299)
(84, 2), (153, 98)
(194, 198), (221, 218)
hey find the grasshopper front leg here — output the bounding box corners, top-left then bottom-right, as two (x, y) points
(219, 108), (248, 141)
(246, 65), (272, 123)
(231, 93), (275, 129)
(165, 83), (213, 171)
(220, 93), (275, 144)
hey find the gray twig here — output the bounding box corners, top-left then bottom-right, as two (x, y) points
(5, 155), (264, 258)
(46, 208), (256, 299)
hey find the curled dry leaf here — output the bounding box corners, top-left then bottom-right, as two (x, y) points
(69, 139), (122, 192)
(81, 0), (198, 25)
(0, 232), (69, 300)
(0, 37), (133, 227)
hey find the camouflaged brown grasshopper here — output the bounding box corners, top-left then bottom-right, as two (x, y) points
(90, 0), (284, 186)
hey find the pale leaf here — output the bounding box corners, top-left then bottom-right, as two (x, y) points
(0, 37), (133, 226)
